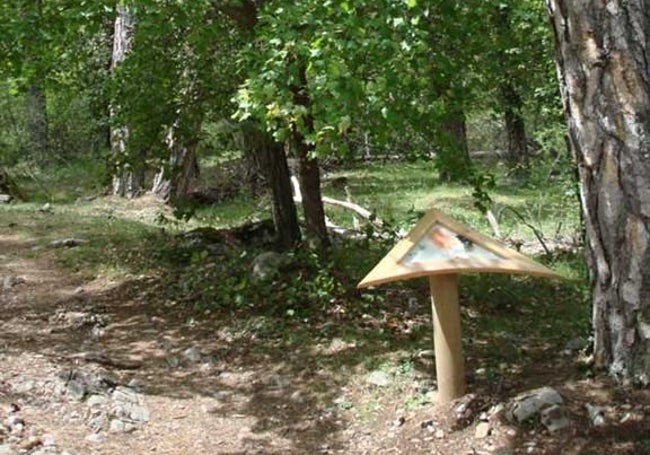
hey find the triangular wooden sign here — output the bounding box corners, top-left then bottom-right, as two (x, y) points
(358, 209), (562, 288)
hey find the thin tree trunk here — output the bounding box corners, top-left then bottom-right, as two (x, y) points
(110, 4), (141, 197)
(23, 0), (48, 162)
(25, 83), (48, 162)
(547, 0), (650, 384)
(258, 137), (301, 250)
(290, 65), (330, 248)
(501, 82), (528, 169)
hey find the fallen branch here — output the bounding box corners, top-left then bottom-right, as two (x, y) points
(291, 176), (384, 228)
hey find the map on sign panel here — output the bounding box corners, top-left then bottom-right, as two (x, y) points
(401, 223), (503, 265)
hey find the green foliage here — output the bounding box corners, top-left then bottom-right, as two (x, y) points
(153, 238), (349, 315)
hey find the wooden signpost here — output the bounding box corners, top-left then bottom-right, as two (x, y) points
(358, 209), (561, 403)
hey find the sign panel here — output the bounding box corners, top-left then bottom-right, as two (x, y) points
(358, 209), (561, 288)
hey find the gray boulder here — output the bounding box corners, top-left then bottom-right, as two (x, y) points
(505, 386), (564, 424)
(252, 251), (285, 281)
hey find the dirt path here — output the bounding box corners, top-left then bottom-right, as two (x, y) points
(0, 234), (348, 455)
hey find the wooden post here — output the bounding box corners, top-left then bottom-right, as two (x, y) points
(429, 274), (465, 403)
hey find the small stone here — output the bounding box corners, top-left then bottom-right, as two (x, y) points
(435, 429), (445, 439)
(252, 252), (285, 281)
(87, 394), (108, 407)
(0, 444), (14, 455)
(585, 403), (606, 427)
(74, 287), (85, 295)
(85, 433), (105, 444)
(420, 419), (434, 430)
(166, 356), (180, 369)
(181, 347), (202, 364)
(112, 386), (139, 404)
(540, 405), (570, 432)
(109, 419), (136, 433)
(127, 404), (150, 423)
(66, 379), (87, 402)
(366, 371), (392, 387)
(49, 238), (87, 248)
(393, 416), (406, 428)
(475, 422), (491, 438)
(41, 434), (56, 447)
(19, 437), (42, 450)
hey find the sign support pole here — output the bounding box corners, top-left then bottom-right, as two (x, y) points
(429, 274), (465, 403)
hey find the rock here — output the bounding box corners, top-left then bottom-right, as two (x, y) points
(85, 433), (105, 444)
(125, 404), (150, 423)
(434, 428), (445, 439)
(506, 387), (564, 424)
(109, 419), (135, 434)
(563, 337), (589, 355)
(181, 347), (202, 364)
(18, 436), (42, 450)
(0, 194), (12, 203)
(585, 403), (606, 427)
(112, 386), (139, 404)
(41, 434), (56, 447)
(475, 422), (491, 438)
(65, 378), (88, 402)
(3, 276), (25, 290)
(49, 238), (87, 248)
(0, 444), (15, 455)
(540, 404), (570, 432)
(365, 371), (392, 387)
(252, 251), (285, 281)
(86, 395), (109, 407)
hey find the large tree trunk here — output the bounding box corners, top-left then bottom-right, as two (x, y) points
(290, 65), (330, 248)
(547, 0), (650, 384)
(501, 82), (528, 169)
(110, 4), (142, 197)
(234, 123), (301, 250)
(151, 122), (200, 202)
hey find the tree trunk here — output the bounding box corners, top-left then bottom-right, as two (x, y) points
(23, 0), (48, 162)
(258, 136), (301, 250)
(438, 106), (471, 182)
(25, 83), (48, 162)
(110, 4), (142, 198)
(290, 65), (330, 248)
(293, 138), (330, 248)
(501, 82), (528, 169)
(151, 123), (200, 202)
(234, 123), (301, 250)
(547, 0), (650, 384)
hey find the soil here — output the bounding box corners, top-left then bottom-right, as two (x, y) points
(1, 228), (650, 455)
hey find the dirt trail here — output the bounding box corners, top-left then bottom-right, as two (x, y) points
(0, 235), (342, 455)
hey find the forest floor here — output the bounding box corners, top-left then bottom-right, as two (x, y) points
(1, 201), (650, 455)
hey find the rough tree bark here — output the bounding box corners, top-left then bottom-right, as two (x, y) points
(547, 0), (650, 384)
(290, 65), (330, 248)
(151, 121), (200, 202)
(234, 123), (301, 250)
(501, 82), (529, 169)
(110, 4), (143, 197)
